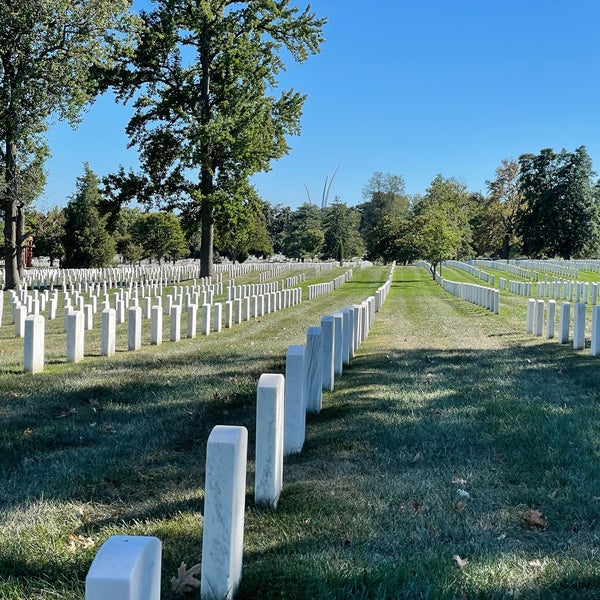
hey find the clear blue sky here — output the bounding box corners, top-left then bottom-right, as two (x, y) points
(41, 0), (600, 211)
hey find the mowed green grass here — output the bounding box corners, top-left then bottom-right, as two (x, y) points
(2, 265), (600, 599)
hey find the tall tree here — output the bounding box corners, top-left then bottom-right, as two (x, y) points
(63, 165), (115, 268)
(414, 175), (471, 278)
(518, 147), (597, 259)
(485, 159), (525, 260)
(0, 0), (131, 288)
(215, 191), (272, 263)
(33, 206), (66, 266)
(322, 199), (364, 262)
(359, 172), (410, 260)
(131, 212), (188, 263)
(282, 202), (323, 260)
(105, 0), (325, 278)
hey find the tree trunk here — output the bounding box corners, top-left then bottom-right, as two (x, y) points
(3, 139), (20, 289)
(501, 233), (510, 261)
(200, 199), (213, 278)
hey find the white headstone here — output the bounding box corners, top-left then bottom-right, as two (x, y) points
(305, 327), (323, 414)
(201, 425), (248, 600)
(284, 345), (306, 455)
(101, 308), (116, 357)
(128, 306), (142, 351)
(592, 306), (600, 357)
(573, 302), (586, 351)
(255, 373), (285, 507)
(67, 311), (84, 363)
(558, 302), (570, 344)
(24, 315), (45, 373)
(321, 316), (335, 391)
(85, 535), (162, 600)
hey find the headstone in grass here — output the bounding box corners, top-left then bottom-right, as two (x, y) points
(305, 326), (323, 414)
(321, 316), (335, 391)
(332, 313), (344, 376)
(255, 373), (285, 507)
(101, 308), (116, 357)
(213, 302), (222, 333)
(85, 535), (162, 600)
(284, 345), (306, 455)
(526, 298), (535, 334)
(558, 302), (570, 344)
(534, 300), (544, 337)
(341, 308), (351, 366)
(67, 311), (84, 363)
(201, 303), (211, 335)
(24, 314), (45, 373)
(14, 304), (26, 338)
(573, 302), (586, 351)
(150, 305), (162, 345)
(591, 306), (600, 357)
(128, 306), (142, 351)
(170, 304), (182, 342)
(546, 300), (556, 339)
(187, 304), (198, 339)
(201, 425), (248, 600)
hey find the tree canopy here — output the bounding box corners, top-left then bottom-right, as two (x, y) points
(0, 0), (132, 288)
(104, 0), (325, 278)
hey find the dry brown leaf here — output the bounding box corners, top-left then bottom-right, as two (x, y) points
(23, 428), (33, 436)
(452, 554), (469, 569)
(523, 509), (547, 530)
(171, 562), (201, 594)
(455, 500), (465, 513)
(67, 534), (95, 551)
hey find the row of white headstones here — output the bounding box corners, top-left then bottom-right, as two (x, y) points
(5, 270), (352, 373)
(526, 298), (600, 354)
(416, 261), (499, 313)
(84, 268), (394, 600)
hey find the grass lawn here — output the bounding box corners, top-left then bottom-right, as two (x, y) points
(2, 265), (600, 599)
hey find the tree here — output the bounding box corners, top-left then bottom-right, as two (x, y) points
(104, 0), (325, 278)
(215, 192), (272, 263)
(0, 0), (131, 288)
(131, 212), (188, 263)
(282, 202), (323, 260)
(485, 159), (526, 260)
(33, 206), (66, 266)
(263, 203), (292, 255)
(322, 199), (364, 262)
(414, 175), (471, 278)
(63, 165), (115, 268)
(371, 213), (419, 264)
(359, 172), (410, 260)
(518, 146), (598, 259)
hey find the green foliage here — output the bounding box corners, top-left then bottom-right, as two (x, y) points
(215, 191), (273, 263)
(414, 175), (471, 277)
(322, 199), (364, 261)
(131, 212), (188, 263)
(62, 164), (116, 268)
(483, 158), (526, 259)
(32, 206), (66, 266)
(106, 0), (325, 277)
(282, 202), (324, 259)
(359, 172), (410, 261)
(263, 203), (292, 255)
(518, 146), (598, 260)
(0, 0), (133, 288)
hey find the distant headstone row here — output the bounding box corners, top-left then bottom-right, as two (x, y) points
(443, 260), (495, 285)
(526, 298), (600, 356)
(306, 270), (353, 300)
(416, 261), (499, 314)
(84, 268), (395, 600)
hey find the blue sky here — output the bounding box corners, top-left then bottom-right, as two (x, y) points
(41, 0), (600, 211)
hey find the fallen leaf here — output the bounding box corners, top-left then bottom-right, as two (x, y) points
(456, 489), (470, 499)
(455, 500), (465, 513)
(23, 428), (33, 436)
(410, 451), (422, 464)
(523, 508), (547, 530)
(171, 562), (201, 593)
(452, 477), (467, 486)
(67, 534), (95, 551)
(452, 554), (469, 569)
(428, 523), (436, 535)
